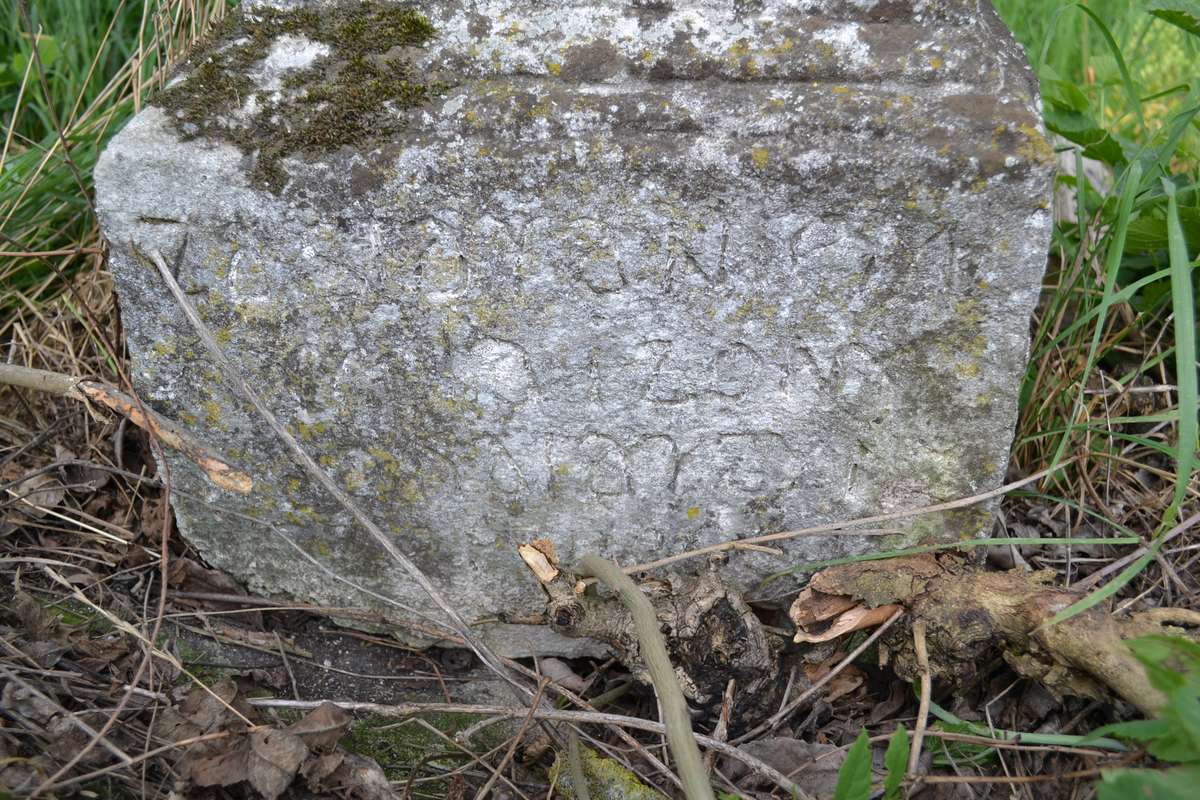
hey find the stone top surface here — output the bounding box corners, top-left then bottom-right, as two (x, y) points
(96, 0), (1053, 648)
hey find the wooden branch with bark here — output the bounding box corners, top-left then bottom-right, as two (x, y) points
(791, 552), (1200, 716)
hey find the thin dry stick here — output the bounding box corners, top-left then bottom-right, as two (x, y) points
(142, 246), (527, 701)
(39, 566), (254, 725)
(600, 460), (1074, 582)
(579, 554), (714, 800)
(908, 620), (932, 782)
(704, 679), (736, 774)
(732, 607), (904, 745)
(473, 680), (548, 800)
(0, 362), (251, 492)
(1073, 509), (1200, 590)
(246, 698), (813, 800)
(406, 718), (533, 800)
(0, 668), (133, 766)
(29, 730), (237, 795)
(503, 659), (683, 794)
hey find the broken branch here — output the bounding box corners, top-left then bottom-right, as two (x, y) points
(0, 362), (251, 493)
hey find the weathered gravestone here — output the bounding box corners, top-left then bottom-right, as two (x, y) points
(95, 0), (1053, 652)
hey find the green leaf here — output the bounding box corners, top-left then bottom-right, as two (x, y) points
(1099, 765), (1200, 800)
(1149, 1), (1200, 38)
(1124, 205), (1200, 255)
(832, 729), (872, 800)
(1044, 78), (1092, 113)
(1043, 107), (1128, 165)
(883, 726), (909, 800)
(10, 33), (61, 76)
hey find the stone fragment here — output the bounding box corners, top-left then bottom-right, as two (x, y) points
(95, 0), (1053, 647)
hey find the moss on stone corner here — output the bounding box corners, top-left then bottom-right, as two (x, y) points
(156, 1), (439, 192)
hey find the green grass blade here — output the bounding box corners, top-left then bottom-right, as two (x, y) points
(1044, 546), (1157, 628)
(927, 700), (1128, 751)
(1044, 160), (1143, 477)
(1074, 3), (1147, 134)
(1161, 178), (1199, 531)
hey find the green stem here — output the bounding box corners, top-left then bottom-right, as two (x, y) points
(578, 555), (715, 800)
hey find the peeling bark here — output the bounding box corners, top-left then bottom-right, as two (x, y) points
(531, 557), (785, 727)
(795, 554), (1200, 716)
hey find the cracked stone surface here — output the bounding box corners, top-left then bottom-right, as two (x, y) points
(94, 0), (1053, 651)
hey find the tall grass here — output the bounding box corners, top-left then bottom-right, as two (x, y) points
(0, 0), (230, 311)
(993, 0), (1199, 615)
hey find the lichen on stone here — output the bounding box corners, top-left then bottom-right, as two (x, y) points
(156, 0), (439, 192)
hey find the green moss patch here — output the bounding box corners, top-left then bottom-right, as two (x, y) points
(156, 1), (439, 192)
(342, 712), (504, 784)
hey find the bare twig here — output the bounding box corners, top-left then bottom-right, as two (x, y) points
(1072, 509), (1200, 590)
(704, 679), (735, 774)
(0, 362), (251, 493)
(579, 554), (714, 800)
(0, 668), (134, 766)
(907, 620), (931, 781)
(247, 698), (813, 800)
(589, 460), (1073, 585)
(473, 679), (547, 800)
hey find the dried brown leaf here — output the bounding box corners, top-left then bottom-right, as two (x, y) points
(326, 753), (398, 800)
(793, 603), (903, 643)
(10, 472), (65, 518)
(188, 741), (249, 788)
(247, 728), (308, 800)
(789, 588), (859, 629)
(286, 701), (351, 752)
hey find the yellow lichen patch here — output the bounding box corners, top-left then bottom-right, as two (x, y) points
(203, 400), (222, 426)
(954, 298), (984, 327)
(954, 361), (981, 379)
(179, 410), (198, 426)
(766, 37), (794, 56)
(751, 146), (770, 170)
(763, 97), (786, 113)
(929, 56), (943, 70)
(215, 327), (233, 345)
(287, 477), (302, 495)
(974, 393), (991, 407)
(732, 295), (780, 321)
(1017, 122), (1055, 166)
(318, 454), (336, 467)
(152, 339), (176, 357)
(294, 421), (327, 446)
(398, 479), (423, 505)
(686, 506), (701, 520)
(832, 85), (850, 94)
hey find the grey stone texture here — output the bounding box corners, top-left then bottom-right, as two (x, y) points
(95, 0), (1053, 644)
